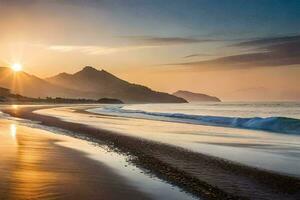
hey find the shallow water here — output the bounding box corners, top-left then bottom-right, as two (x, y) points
(0, 114), (196, 200)
(35, 104), (300, 177)
(122, 102), (300, 119)
(88, 102), (300, 134)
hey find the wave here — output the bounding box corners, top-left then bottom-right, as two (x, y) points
(88, 106), (300, 135)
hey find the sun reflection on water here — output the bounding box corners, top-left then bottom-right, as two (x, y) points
(10, 124), (17, 141)
(12, 105), (19, 109)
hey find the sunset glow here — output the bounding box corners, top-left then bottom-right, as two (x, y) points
(0, 1), (299, 200)
(11, 63), (22, 72)
(0, 0), (299, 101)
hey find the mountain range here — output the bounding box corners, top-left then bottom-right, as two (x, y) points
(173, 90), (221, 102)
(0, 66), (186, 103)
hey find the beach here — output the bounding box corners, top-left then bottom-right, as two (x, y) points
(1, 1), (299, 199)
(1, 104), (300, 200)
(0, 106), (195, 200)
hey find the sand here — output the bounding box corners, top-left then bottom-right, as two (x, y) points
(2, 105), (300, 200)
(0, 120), (151, 200)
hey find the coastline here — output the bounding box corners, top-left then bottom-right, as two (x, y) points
(2, 105), (300, 200)
(0, 120), (151, 200)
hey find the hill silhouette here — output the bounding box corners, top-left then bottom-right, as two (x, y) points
(0, 66), (186, 103)
(46, 66), (186, 103)
(173, 90), (221, 102)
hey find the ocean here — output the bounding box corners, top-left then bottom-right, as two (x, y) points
(88, 102), (300, 134)
(3, 102), (300, 199)
(83, 102), (300, 177)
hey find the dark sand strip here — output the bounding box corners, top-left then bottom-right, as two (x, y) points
(3, 106), (300, 200)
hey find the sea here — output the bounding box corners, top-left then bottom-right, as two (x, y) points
(84, 102), (300, 177)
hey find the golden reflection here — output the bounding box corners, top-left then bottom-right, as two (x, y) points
(12, 105), (19, 109)
(10, 124), (17, 141)
(11, 126), (61, 199)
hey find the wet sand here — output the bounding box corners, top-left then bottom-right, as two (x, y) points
(0, 120), (152, 200)
(2, 106), (300, 200)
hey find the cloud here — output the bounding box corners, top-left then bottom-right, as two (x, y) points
(44, 35), (219, 55)
(123, 36), (218, 46)
(183, 53), (212, 59)
(169, 34), (300, 70)
(235, 35), (300, 47)
(47, 45), (151, 55)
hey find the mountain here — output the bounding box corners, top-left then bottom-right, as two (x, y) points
(46, 66), (186, 103)
(0, 67), (87, 98)
(173, 90), (221, 102)
(0, 66), (184, 103)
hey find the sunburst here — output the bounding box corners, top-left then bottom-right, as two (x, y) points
(11, 63), (23, 72)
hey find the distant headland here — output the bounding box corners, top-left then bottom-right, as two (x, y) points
(173, 90), (221, 102)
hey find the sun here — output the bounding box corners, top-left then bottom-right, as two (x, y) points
(11, 63), (23, 72)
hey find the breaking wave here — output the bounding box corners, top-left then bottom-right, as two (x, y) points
(87, 106), (300, 134)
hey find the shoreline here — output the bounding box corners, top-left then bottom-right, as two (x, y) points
(2, 106), (300, 200)
(0, 120), (152, 200)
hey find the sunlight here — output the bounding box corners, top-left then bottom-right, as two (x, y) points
(12, 105), (19, 109)
(10, 124), (17, 141)
(11, 63), (23, 72)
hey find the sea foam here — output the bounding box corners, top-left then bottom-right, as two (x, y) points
(89, 106), (300, 135)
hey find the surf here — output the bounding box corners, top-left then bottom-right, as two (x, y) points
(88, 105), (300, 135)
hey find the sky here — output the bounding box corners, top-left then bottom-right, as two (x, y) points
(0, 0), (300, 101)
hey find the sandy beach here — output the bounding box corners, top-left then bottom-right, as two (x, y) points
(0, 108), (197, 200)
(0, 120), (155, 199)
(1, 105), (300, 200)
